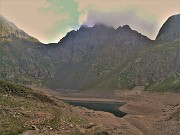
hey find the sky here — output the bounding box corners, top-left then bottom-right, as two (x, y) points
(0, 0), (180, 43)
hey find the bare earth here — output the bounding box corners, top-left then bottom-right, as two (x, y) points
(31, 86), (180, 135)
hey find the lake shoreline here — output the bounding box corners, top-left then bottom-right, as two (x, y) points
(63, 99), (126, 117)
(30, 86), (180, 135)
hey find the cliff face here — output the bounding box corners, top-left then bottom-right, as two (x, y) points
(0, 14), (179, 91)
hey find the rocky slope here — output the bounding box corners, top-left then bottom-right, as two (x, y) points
(119, 40), (180, 91)
(0, 80), (102, 135)
(0, 15), (56, 84)
(2, 80), (179, 135)
(46, 23), (152, 89)
(156, 14), (180, 43)
(0, 15), (39, 42)
(0, 41), (55, 84)
(0, 14), (180, 92)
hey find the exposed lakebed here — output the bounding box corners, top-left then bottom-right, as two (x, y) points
(64, 100), (126, 117)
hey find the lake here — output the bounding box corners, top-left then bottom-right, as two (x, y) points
(64, 100), (126, 117)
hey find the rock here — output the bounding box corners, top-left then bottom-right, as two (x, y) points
(68, 117), (72, 121)
(31, 125), (39, 130)
(70, 124), (73, 128)
(82, 123), (96, 129)
(79, 128), (85, 134)
(95, 131), (109, 135)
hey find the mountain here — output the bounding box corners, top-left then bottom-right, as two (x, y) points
(0, 14), (180, 92)
(118, 40), (180, 91)
(0, 15), (39, 42)
(116, 14), (180, 91)
(46, 23), (152, 89)
(156, 14), (180, 43)
(0, 15), (55, 84)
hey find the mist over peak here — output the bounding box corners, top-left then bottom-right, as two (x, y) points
(83, 10), (158, 40)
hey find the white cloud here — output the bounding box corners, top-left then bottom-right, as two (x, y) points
(83, 10), (159, 39)
(75, 0), (180, 39)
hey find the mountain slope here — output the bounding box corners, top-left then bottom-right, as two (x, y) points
(84, 14), (180, 91)
(0, 15), (56, 84)
(0, 14), (180, 92)
(46, 24), (152, 89)
(156, 14), (180, 43)
(0, 80), (99, 134)
(118, 40), (180, 91)
(0, 40), (55, 84)
(0, 15), (39, 42)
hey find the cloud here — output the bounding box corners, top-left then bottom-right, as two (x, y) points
(83, 10), (159, 39)
(76, 0), (180, 39)
(1, 0), (179, 43)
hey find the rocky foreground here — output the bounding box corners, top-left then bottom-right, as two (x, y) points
(1, 80), (179, 135)
(0, 81), (105, 135)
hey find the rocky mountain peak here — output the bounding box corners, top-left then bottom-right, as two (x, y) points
(116, 25), (131, 31)
(115, 24), (151, 46)
(156, 14), (180, 43)
(93, 23), (107, 27)
(79, 25), (88, 31)
(122, 25), (131, 29)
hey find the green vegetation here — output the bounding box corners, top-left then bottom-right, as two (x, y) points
(148, 76), (180, 92)
(0, 80), (54, 103)
(168, 108), (180, 121)
(1, 39), (180, 92)
(172, 109), (180, 117)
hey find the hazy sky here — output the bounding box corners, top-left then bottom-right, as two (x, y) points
(1, 0), (179, 43)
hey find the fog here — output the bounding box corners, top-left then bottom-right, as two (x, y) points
(84, 10), (159, 39)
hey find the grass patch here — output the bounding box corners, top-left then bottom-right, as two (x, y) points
(148, 76), (180, 92)
(0, 80), (54, 103)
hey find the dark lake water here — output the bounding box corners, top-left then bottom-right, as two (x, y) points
(64, 100), (126, 117)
